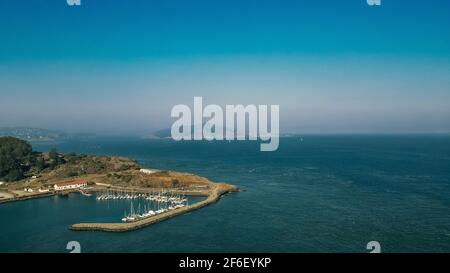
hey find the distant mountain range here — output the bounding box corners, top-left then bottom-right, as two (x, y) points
(0, 127), (68, 141)
(152, 126), (247, 139)
(151, 126), (290, 139)
(152, 128), (172, 138)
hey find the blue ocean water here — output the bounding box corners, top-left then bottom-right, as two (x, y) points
(1, 135), (450, 253)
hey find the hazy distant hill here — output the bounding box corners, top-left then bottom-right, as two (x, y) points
(152, 126), (256, 139)
(0, 127), (67, 141)
(152, 128), (172, 138)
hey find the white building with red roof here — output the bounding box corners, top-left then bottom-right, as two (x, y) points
(54, 179), (87, 191)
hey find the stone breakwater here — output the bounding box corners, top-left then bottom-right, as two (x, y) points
(0, 191), (55, 204)
(70, 183), (238, 232)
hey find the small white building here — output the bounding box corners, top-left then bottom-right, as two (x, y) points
(38, 188), (50, 193)
(54, 179), (87, 191)
(23, 188), (34, 192)
(139, 168), (157, 175)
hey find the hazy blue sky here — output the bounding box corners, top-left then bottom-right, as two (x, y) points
(1, 0), (449, 134)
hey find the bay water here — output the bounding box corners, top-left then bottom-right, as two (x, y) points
(1, 135), (450, 252)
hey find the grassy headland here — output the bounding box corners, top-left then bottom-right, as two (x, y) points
(0, 137), (238, 231)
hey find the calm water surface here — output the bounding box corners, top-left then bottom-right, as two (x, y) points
(1, 135), (450, 252)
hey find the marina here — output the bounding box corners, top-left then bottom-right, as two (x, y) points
(71, 183), (237, 232)
(95, 190), (189, 222)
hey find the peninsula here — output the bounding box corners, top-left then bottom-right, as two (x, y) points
(0, 136), (238, 232)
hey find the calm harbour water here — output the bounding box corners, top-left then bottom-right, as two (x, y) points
(1, 135), (450, 253)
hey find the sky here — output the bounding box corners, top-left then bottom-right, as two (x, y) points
(0, 0), (449, 135)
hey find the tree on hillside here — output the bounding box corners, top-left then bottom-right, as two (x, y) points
(48, 148), (65, 169)
(35, 156), (46, 171)
(0, 136), (34, 181)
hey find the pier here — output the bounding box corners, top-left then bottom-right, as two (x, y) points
(70, 183), (238, 232)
